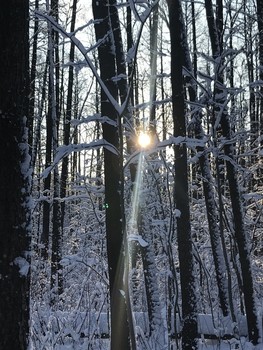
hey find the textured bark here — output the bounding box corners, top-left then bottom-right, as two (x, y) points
(138, 186), (167, 347)
(0, 0), (31, 348)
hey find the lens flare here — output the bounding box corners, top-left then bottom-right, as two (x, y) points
(138, 132), (151, 148)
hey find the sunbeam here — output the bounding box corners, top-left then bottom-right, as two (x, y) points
(130, 151), (145, 229)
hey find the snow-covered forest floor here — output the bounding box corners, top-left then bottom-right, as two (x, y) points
(28, 190), (263, 350)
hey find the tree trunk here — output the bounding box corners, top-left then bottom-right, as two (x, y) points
(149, 4), (159, 125)
(138, 186), (167, 348)
(92, 0), (131, 348)
(31, 55), (48, 173)
(180, 4), (231, 315)
(167, 0), (198, 348)
(257, 0), (263, 184)
(221, 115), (260, 344)
(204, 0), (260, 343)
(0, 1), (31, 348)
(41, 48), (53, 260)
(49, 0), (63, 300)
(60, 0), (78, 233)
(28, 0), (39, 150)
(244, 5), (258, 186)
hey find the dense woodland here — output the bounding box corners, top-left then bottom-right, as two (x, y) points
(0, 0), (263, 349)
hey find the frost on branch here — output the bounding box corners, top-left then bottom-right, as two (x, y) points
(129, 233), (149, 247)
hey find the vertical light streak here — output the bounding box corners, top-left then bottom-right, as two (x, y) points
(129, 152), (145, 231)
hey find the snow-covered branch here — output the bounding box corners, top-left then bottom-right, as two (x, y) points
(41, 139), (118, 179)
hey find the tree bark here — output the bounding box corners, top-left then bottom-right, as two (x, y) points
(137, 181), (167, 348)
(180, 4), (231, 316)
(50, 0), (63, 300)
(28, 0), (39, 150)
(0, 1), (31, 348)
(92, 0), (131, 348)
(257, 0), (263, 180)
(167, 0), (198, 348)
(149, 4), (159, 125)
(204, 0), (260, 343)
(60, 0), (78, 238)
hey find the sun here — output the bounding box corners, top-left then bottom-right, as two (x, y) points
(137, 132), (151, 148)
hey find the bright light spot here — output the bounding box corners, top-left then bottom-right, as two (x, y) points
(138, 133), (151, 148)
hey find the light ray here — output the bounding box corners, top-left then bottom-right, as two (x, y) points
(130, 152), (145, 229)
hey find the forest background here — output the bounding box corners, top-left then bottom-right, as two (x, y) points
(0, 0), (263, 349)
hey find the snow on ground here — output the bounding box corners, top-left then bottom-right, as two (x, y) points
(29, 309), (263, 349)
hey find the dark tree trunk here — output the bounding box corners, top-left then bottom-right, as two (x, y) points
(257, 0), (263, 99)
(28, 0), (39, 150)
(244, 5), (258, 182)
(92, 0), (131, 348)
(108, 0), (127, 103)
(109, 0), (136, 186)
(60, 0), (78, 233)
(41, 61), (53, 259)
(108, 3), (137, 347)
(149, 4), (159, 124)
(31, 56), (48, 173)
(257, 0), (263, 175)
(204, 0), (260, 343)
(51, 0), (60, 128)
(167, 0), (198, 348)
(137, 183), (167, 347)
(51, 166), (63, 299)
(221, 117), (260, 344)
(191, 0), (197, 80)
(49, 0), (63, 299)
(40, 0), (59, 261)
(0, 1), (31, 348)
(180, 4), (231, 315)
